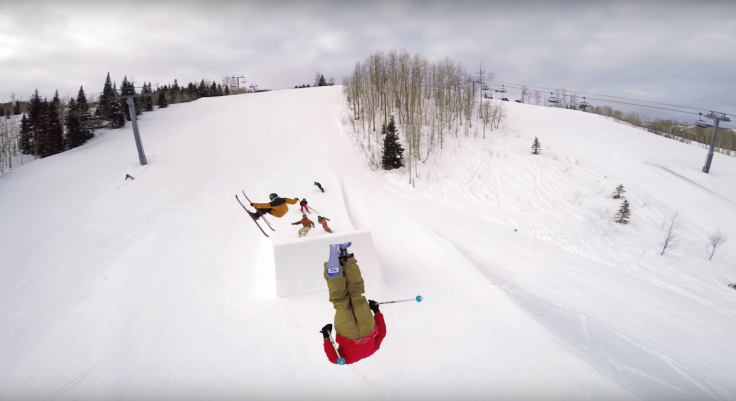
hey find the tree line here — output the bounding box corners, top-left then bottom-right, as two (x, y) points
(343, 49), (506, 184)
(0, 73), (234, 174)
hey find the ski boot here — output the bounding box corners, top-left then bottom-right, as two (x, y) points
(326, 242), (352, 277)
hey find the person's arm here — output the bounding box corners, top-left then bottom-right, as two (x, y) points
(252, 202), (271, 209)
(374, 311), (387, 349)
(323, 340), (339, 364)
(286, 198), (299, 205)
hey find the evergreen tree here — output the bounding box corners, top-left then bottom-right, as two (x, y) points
(318, 75), (327, 87)
(65, 98), (88, 149)
(211, 81), (217, 96)
(109, 82), (126, 129)
(157, 91), (169, 108)
(26, 89), (45, 156)
(76, 86), (88, 113)
(613, 184), (626, 199)
(120, 76), (133, 121)
(531, 137), (541, 154)
(19, 113), (32, 154)
(217, 83), (223, 96)
(13, 100), (21, 115)
(381, 116), (405, 170)
(141, 83), (153, 111)
(199, 79), (208, 97)
(224, 86), (230, 95)
(41, 92), (64, 157)
(173, 79), (180, 91)
(615, 200), (631, 224)
(98, 72), (115, 122)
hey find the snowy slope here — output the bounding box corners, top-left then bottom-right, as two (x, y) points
(0, 86), (735, 400)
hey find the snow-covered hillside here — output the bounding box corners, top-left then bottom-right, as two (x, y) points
(1, 86), (735, 400)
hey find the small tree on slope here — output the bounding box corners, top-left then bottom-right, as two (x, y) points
(615, 200), (631, 224)
(613, 184), (626, 199)
(381, 116), (404, 170)
(707, 228), (729, 261)
(531, 137), (541, 154)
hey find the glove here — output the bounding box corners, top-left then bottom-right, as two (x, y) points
(320, 323), (333, 339)
(250, 203), (254, 207)
(292, 223), (298, 225)
(369, 300), (380, 313)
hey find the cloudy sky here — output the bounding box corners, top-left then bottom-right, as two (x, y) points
(1, 0), (734, 126)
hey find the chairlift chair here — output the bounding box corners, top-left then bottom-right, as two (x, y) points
(695, 113), (712, 128)
(547, 92), (558, 104)
(579, 96), (590, 110)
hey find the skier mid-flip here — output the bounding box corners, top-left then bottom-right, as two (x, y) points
(249, 193), (299, 220)
(320, 244), (385, 364)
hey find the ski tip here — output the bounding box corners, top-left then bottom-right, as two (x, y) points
(416, 295), (423, 303)
(337, 358), (346, 365)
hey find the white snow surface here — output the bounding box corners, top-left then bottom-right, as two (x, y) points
(1, 86), (735, 400)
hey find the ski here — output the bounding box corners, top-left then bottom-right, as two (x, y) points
(242, 190), (275, 231)
(235, 194), (269, 237)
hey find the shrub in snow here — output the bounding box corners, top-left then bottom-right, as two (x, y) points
(381, 116), (404, 170)
(531, 137), (541, 154)
(659, 209), (682, 255)
(613, 184), (626, 199)
(615, 200), (631, 224)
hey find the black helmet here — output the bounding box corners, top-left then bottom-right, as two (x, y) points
(269, 193), (278, 200)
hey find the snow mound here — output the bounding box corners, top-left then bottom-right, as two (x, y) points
(272, 230), (383, 296)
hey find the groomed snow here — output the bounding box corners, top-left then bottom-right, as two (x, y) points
(1, 86), (735, 400)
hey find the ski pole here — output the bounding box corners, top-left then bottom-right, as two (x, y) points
(378, 295), (423, 305)
(243, 191), (274, 231)
(307, 205), (320, 214)
(328, 331), (346, 365)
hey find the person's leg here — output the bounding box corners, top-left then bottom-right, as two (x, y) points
(303, 226), (311, 236)
(298, 227), (307, 237)
(342, 257), (375, 338)
(250, 207), (272, 220)
(324, 263), (360, 340)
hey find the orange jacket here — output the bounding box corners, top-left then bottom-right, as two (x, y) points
(252, 197), (298, 218)
(293, 218), (315, 228)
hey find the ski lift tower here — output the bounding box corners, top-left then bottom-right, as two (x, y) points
(701, 111), (731, 174)
(249, 83), (258, 93)
(230, 74), (246, 94)
(494, 85), (508, 101)
(107, 87), (150, 166)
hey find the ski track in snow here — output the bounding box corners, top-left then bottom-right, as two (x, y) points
(1, 87), (735, 400)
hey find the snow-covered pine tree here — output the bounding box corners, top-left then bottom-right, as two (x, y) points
(615, 200), (631, 224)
(381, 116), (404, 170)
(19, 113), (32, 155)
(143, 83), (154, 111)
(65, 98), (88, 149)
(613, 184), (626, 199)
(120, 76), (133, 121)
(109, 82), (126, 129)
(76, 86), (88, 113)
(157, 91), (169, 108)
(318, 75), (327, 87)
(38, 91), (64, 157)
(531, 137), (541, 154)
(24, 89), (44, 156)
(98, 73), (115, 123)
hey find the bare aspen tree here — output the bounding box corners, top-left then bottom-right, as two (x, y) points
(707, 228), (728, 260)
(659, 209), (682, 255)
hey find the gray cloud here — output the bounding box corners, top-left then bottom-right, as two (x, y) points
(1, 0), (734, 126)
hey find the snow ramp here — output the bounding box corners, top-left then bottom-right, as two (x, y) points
(272, 229), (382, 296)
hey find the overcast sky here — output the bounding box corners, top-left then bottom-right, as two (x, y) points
(1, 0), (734, 127)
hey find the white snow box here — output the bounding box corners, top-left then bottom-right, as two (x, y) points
(272, 230), (383, 297)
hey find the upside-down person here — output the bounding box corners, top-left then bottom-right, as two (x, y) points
(249, 193), (299, 220)
(320, 244), (385, 364)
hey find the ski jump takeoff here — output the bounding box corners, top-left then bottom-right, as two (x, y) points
(320, 243), (385, 365)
